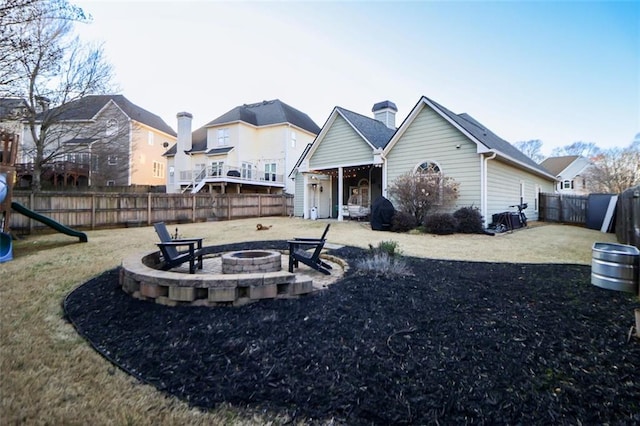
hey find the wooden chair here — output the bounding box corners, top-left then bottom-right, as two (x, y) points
(153, 222), (204, 274)
(288, 224), (332, 275)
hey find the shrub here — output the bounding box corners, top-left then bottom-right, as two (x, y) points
(423, 213), (458, 235)
(391, 210), (418, 233)
(355, 252), (412, 278)
(379, 240), (401, 257)
(453, 206), (484, 234)
(387, 171), (459, 224)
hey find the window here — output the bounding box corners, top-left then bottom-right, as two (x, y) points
(562, 179), (572, 189)
(416, 161), (441, 174)
(264, 163), (276, 181)
(195, 163), (206, 179)
(169, 166), (175, 184)
(210, 161), (224, 176)
(415, 161), (444, 204)
(148, 131), (154, 145)
(153, 161), (165, 178)
(291, 131), (297, 148)
(106, 180), (116, 186)
(217, 128), (229, 146)
(241, 162), (253, 179)
(108, 155), (117, 166)
(106, 119), (118, 136)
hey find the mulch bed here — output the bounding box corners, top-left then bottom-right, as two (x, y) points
(64, 241), (640, 425)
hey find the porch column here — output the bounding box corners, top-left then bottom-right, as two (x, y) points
(303, 174), (310, 219)
(337, 166), (344, 221)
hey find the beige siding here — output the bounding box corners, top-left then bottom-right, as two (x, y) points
(486, 159), (554, 221)
(385, 106), (481, 211)
(130, 123), (176, 185)
(310, 116), (372, 169)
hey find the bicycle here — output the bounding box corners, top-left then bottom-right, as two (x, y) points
(509, 202), (528, 228)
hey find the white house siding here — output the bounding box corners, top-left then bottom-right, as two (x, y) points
(486, 159), (553, 221)
(309, 116), (372, 169)
(385, 106), (481, 212)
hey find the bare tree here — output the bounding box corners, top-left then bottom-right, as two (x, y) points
(513, 139), (545, 163)
(585, 140), (640, 193)
(1, 0), (114, 190)
(0, 0), (86, 86)
(387, 170), (459, 224)
(551, 141), (601, 159)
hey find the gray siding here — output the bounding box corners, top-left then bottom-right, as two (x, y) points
(309, 116), (372, 168)
(486, 159), (554, 221)
(385, 106), (481, 212)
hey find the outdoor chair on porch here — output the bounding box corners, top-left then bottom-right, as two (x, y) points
(288, 224), (332, 275)
(153, 222), (205, 274)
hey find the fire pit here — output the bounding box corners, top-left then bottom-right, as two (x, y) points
(221, 250), (281, 274)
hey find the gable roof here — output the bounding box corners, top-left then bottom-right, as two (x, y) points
(204, 99), (321, 135)
(0, 98), (28, 119)
(539, 155), (580, 176)
(336, 107), (396, 149)
(386, 96), (555, 179)
(36, 95), (177, 137)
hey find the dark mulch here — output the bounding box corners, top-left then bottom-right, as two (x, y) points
(64, 241), (640, 425)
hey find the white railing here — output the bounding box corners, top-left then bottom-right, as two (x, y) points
(179, 165), (284, 186)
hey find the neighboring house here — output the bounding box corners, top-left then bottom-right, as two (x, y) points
(164, 99), (320, 194)
(17, 95), (176, 188)
(0, 98), (30, 137)
(292, 96), (556, 224)
(539, 155), (593, 195)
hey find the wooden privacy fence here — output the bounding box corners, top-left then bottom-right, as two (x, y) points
(615, 185), (640, 249)
(539, 193), (588, 225)
(9, 191), (294, 232)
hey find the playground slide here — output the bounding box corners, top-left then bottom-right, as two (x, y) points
(0, 232), (11, 263)
(11, 201), (88, 243)
(0, 173), (13, 262)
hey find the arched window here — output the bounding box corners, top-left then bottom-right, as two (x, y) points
(106, 119), (118, 136)
(414, 161), (445, 204)
(415, 161), (441, 174)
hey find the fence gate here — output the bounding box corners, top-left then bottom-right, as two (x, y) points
(539, 193), (587, 225)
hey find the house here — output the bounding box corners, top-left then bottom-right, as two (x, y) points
(164, 99), (320, 194)
(17, 95), (177, 188)
(0, 98), (30, 137)
(539, 155), (593, 195)
(292, 96), (557, 225)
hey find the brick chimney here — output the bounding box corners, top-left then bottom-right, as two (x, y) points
(372, 101), (397, 129)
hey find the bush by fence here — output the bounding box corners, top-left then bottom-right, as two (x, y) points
(9, 191), (293, 233)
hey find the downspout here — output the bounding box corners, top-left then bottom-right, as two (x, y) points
(128, 120), (133, 186)
(481, 151), (497, 227)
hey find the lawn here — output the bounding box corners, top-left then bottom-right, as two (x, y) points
(1, 218), (638, 424)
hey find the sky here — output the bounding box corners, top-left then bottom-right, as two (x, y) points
(73, 0), (640, 156)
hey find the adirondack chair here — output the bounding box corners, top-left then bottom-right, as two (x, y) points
(153, 222), (204, 274)
(288, 224), (332, 275)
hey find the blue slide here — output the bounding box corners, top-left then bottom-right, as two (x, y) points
(11, 201), (88, 243)
(0, 173), (12, 263)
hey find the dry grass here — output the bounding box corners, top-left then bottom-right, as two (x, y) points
(0, 218), (617, 424)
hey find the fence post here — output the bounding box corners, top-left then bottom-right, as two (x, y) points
(258, 195), (262, 217)
(91, 193), (96, 229)
(147, 193), (152, 225)
(29, 192), (35, 233)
